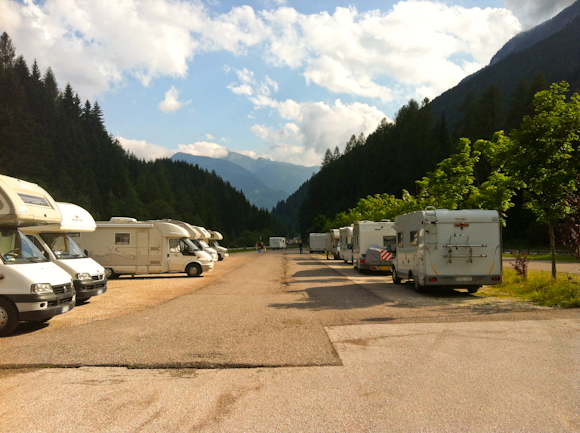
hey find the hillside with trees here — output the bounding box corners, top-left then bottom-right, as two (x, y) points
(0, 33), (278, 246)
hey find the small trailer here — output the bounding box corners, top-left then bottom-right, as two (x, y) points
(391, 207), (503, 293)
(339, 226), (354, 263)
(352, 220), (396, 272)
(309, 233), (326, 253)
(325, 229), (340, 260)
(269, 237), (287, 250)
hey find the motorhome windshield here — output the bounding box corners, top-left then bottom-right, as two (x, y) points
(180, 238), (200, 255)
(197, 240), (210, 248)
(39, 233), (87, 259)
(0, 229), (48, 263)
(210, 240), (220, 247)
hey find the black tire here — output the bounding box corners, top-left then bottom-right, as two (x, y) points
(414, 278), (424, 293)
(186, 263), (203, 277)
(0, 297), (19, 337)
(392, 269), (402, 284)
(467, 286), (480, 293)
(105, 268), (117, 279)
(218, 255), (224, 261)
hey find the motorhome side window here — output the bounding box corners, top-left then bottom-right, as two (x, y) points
(169, 239), (181, 253)
(115, 233), (130, 245)
(383, 235), (396, 247)
(397, 232), (404, 247)
(410, 230), (419, 246)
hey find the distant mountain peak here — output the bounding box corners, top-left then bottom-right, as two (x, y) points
(490, 0), (580, 66)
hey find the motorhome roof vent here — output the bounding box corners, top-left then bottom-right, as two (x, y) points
(109, 217), (137, 223)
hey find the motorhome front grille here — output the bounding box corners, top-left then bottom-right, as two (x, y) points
(47, 296), (74, 307)
(92, 274), (104, 281)
(53, 283), (73, 294)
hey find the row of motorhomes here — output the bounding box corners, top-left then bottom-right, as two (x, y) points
(0, 174), (228, 337)
(312, 207), (503, 293)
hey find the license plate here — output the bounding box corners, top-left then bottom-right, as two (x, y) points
(379, 266), (390, 270)
(62, 305), (70, 313)
(455, 277), (473, 282)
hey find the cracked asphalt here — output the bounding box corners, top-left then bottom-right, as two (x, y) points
(1, 250), (579, 432)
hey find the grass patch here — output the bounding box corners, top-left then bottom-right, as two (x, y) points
(502, 253), (579, 262)
(491, 269), (580, 308)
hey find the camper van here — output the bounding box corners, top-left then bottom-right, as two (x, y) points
(269, 237), (287, 250)
(339, 226), (354, 263)
(22, 202), (107, 303)
(190, 226), (219, 262)
(0, 175), (76, 337)
(309, 233), (326, 253)
(75, 218), (214, 278)
(352, 220), (396, 272)
(208, 230), (229, 260)
(391, 207), (503, 293)
(325, 229), (340, 260)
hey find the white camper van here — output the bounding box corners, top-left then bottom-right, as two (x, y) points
(269, 237), (287, 250)
(0, 175), (76, 337)
(391, 207), (503, 293)
(325, 229), (340, 260)
(339, 226), (354, 263)
(161, 220), (219, 264)
(352, 220), (397, 272)
(208, 230), (229, 260)
(22, 202), (107, 303)
(75, 218), (214, 278)
(309, 233), (326, 253)
(191, 226), (219, 262)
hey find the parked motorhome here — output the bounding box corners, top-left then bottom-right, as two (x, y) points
(352, 220), (396, 272)
(191, 226), (219, 262)
(269, 237), (286, 250)
(391, 207), (502, 293)
(208, 230), (229, 260)
(22, 202), (107, 303)
(0, 175), (76, 337)
(339, 226), (354, 263)
(309, 233), (326, 253)
(75, 218), (214, 278)
(325, 229), (340, 260)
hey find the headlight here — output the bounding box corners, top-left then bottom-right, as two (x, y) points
(31, 283), (53, 293)
(75, 272), (92, 280)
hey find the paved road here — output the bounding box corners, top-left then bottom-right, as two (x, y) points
(1, 250), (579, 432)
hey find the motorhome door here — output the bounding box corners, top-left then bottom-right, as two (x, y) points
(136, 229), (149, 272)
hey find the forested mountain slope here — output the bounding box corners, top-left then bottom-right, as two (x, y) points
(0, 33), (276, 244)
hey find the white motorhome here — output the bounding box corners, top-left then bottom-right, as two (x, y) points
(22, 202), (107, 303)
(339, 226), (354, 263)
(269, 237), (287, 250)
(391, 207), (503, 293)
(75, 218), (214, 278)
(0, 175), (76, 337)
(352, 220), (397, 272)
(309, 233), (326, 253)
(191, 226), (219, 262)
(325, 229), (340, 260)
(208, 230), (229, 260)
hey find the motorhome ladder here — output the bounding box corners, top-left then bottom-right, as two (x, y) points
(425, 206), (438, 248)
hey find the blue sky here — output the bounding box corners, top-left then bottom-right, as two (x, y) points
(2, 0), (575, 166)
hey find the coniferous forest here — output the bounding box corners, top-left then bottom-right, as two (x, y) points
(0, 33), (279, 246)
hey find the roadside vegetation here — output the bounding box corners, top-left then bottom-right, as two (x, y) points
(503, 253), (579, 262)
(483, 268), (580, 308)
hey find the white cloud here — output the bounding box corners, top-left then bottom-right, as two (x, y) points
(177, 142), (229, 158)
(117, 137), (173, 160)
(159, 86), (190, 113)
(206, 133), (215, 140)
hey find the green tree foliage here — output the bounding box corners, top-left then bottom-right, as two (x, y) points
(0, 33), (276, 246)
(483, 82), (580, 278)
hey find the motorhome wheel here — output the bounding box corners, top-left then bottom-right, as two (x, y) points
(392, 269), (402, 284)
(414, 278), (424, 293)
(105, 268), (117, 279)
(186, 263), (202, 277)
(467, 286), (480, 294)
(218, 254), (224, 261)
(0, 298), (19, 337)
